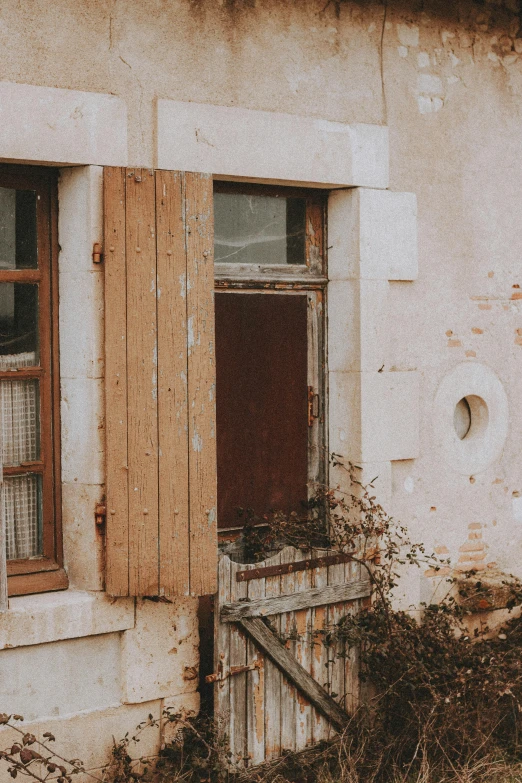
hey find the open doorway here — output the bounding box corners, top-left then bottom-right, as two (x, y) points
(199, 182), (326, 708)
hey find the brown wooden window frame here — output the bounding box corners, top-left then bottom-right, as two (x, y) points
(0, 165), (66, 598)
(213, 181), (328, 540)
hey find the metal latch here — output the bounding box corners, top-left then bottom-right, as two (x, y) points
(308, 386), (320, 427)
(206, 656), (263, 685)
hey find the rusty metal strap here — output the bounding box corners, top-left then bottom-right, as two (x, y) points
(236, 551), (354, 582)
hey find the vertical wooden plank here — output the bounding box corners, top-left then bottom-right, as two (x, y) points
(311, 549), (330, 744)
(215, 555), (232, 746)
(104, 167), (129, 596)
(229, 559), (248, 767)
(264, 551), (282, 762)
(126, 168), (159, 596)
(247, 573), (265, 766)
(184, 172), (217, 596)
(280, 547), (297, 753)
(294, 556), (313, 751)
(328, 558), (346, 739)
(344, 558), (361, 713)
(156, 171), (190, 596)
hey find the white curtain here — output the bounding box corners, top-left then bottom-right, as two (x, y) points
(0, 351), (39, 560)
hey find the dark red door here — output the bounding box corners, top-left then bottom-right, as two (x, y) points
(215, 292), (308, 529)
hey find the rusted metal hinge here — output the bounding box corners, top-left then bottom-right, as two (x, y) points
(205, 657), (263, 685)
(95, 502), (106, 531)
(92, 242), (103, 264)
(308, 386), (319, 427)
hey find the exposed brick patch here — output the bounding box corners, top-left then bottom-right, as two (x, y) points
(460, 541), (485, 552)
(424, 567), (451, 578)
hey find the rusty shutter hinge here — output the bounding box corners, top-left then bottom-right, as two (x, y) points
(95, 503), (106, 531)
(92, 242), (103, 264)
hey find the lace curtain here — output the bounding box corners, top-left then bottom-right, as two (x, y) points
(0, 351), (39, 560)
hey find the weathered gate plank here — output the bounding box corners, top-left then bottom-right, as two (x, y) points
(295, 563), (312, 749)
(221, 580), (371, 622)
(239, 617), (349, 733)
(229, 558), (248, 766)
(263, 551), (282, 761)
(311, 549), (329, 743)
(280, 547), (297, 753)
(328, 556), (347, 737)
(215, 553), (232, 730)
(345, 558), (362, 713)
(247, 565), (265, 765)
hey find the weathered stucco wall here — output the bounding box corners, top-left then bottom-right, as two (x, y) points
(1, 0), (522, 770)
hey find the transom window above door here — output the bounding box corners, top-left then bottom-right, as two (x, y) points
(213, 182), (326, 281)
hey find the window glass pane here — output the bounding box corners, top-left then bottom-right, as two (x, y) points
(4, 473), (42, 559)
(0, 379), (40, 466)
(214, 193), (306, 265)
(0, 283), (38, 365)
(0, 188), (37, 270)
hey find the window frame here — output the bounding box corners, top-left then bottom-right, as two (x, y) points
(0, 164), (65, 597)
(213, 181), (328, 538)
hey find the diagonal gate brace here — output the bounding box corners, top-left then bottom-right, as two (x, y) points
(238, 616), (349, 733)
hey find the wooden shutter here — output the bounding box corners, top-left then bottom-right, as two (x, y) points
(103, 168), (217, 597)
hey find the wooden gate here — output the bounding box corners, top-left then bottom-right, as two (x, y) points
(212, 547), (372, 768)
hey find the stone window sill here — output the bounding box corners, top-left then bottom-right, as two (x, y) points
(0, 590), (135, 650)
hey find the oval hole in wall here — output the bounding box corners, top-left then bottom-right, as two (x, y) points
(454, 395), (488, 441)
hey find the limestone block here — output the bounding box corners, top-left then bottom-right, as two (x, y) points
(121, 598), (199, 704)
(329, 371), (419, 463)
(0, 590), (134, 650)
(58, 166), (104, 380)
(58, 167), (103, 274)
(328, 371), (361, 462)
(360, 371), (419, 462)
(328, 189), (359, 280)
(157, 100), (388, 188)
(0, 700), (163, 780)
(359, 461), (393, 509)
(162, 691), (201, 746)
(62, 483), (105, 591)
(328, 279), (390, 373)
(0, 634), (121, 721)
(0, 82), (127, 166)
(328, 188), (417, 281)
(60, 377), (104, 485)
(59, 270), (104, 380)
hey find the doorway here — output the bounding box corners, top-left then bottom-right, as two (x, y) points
(199, 182), (327, 709)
